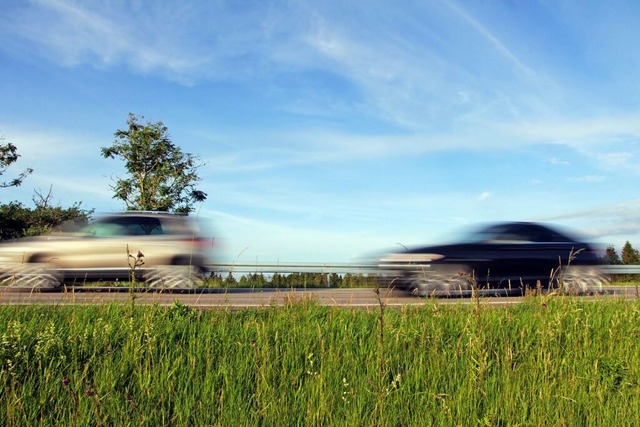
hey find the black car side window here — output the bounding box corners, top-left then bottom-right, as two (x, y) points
(487, 225), (530, 242)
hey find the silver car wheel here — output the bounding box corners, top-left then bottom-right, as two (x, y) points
(0, 263), (62, 290)
(143, 265), (204, 289)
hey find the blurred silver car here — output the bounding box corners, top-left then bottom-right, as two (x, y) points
(0, 212), (214, 290)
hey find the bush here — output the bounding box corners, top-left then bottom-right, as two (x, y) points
(0, 189), (92, 240)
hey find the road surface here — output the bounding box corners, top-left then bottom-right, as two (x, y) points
(0, 286), (637, 309)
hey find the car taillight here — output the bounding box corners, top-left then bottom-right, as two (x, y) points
(187, 237), (214, 249)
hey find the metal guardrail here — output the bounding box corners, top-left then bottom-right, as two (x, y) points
(209, 262), (377, 274)
(602, 265), (640, 274)
(210, 262), (640, 275)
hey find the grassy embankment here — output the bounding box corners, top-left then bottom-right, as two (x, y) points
(1, 294), (639, 426)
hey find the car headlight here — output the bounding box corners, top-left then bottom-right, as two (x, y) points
(378, 253), (444, 268)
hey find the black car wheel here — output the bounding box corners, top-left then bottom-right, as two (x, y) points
(557, 266), (609, 294)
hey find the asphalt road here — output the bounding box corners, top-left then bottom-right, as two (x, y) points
(0, 286), (637, 309)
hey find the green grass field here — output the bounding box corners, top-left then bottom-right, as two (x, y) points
(1, 295), (639, 426)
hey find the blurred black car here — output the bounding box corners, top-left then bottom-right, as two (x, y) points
(378, 222), (608, 295)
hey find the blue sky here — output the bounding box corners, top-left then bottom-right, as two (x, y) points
(2, 0), (640, 262)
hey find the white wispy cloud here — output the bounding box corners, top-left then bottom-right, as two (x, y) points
(476, 192), (493, 203)
(440, 0), (538, 79)
(4, 0), (624, 141)
(4, 1), (270, 83)
(13, 0), (132, 66)
(501, 114), (640, 143)
(599, 152), (635, 169)
(200, 207), (400, 262)
(496, 114), (640, 172)
(543, 200), (640, 245)
(547, 157), (570, 166)
(1, 124), (90, 158)
(566, 175), (606, 184)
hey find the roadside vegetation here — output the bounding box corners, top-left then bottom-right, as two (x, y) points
(1, 295), (639, 425)
(1, 134), (92, 240)
(70, 271), (640, 290)
(62, 272), (382, 289)
(207, 272), (380, 289)
(610, 275), (640, 286)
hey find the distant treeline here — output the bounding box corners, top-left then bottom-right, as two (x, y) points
(605, 241), (640, 265)
(207, 272), (382, 288)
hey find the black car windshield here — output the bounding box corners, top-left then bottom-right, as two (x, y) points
(455, 227), (512, 243)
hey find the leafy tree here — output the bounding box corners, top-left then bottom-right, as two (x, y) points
(1, 137), (33, 188)
(0, 187), (93, 240)
(223, 272), (238, 287)
(603, 244), (622, 265)
(271, 272), (285, 287)
(239, 273), (268, 287)
(621, 241), (640, 265)
(101, 113), (207, 214)
(342, 273), (379, 288)
(328, 272), (342, 287)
